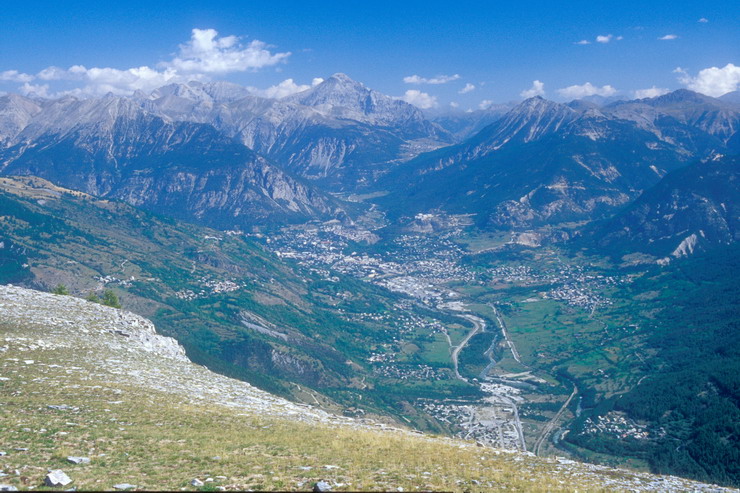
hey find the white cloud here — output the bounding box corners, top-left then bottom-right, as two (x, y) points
(675, 63), (740, 97)
(449, 101), (459, 108)
(0, 28), (290, 98)
(633, 86), (670, 99)
(594, 34), (623, 44)
(401, 89), (438, 109)
(166, 28), (290, 74)
(0, 70), (34, 83)
(33, 64), (184, 96)
(659, 34), (678, 40)
(520, 80), (545, 98)
(18, 82), (51, 98)
(479, 99), (494, 110)
(698, 17), (709, 23)
(249, 77), (323, 99)
(575, 40), (591, 45)
(458, 83), (475, 94)
(36, 66), (76, 81)
(557, 82), (617, 99)
(403, 74), (460, 85)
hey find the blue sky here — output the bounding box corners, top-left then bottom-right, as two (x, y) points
(1, 0), (738, 109)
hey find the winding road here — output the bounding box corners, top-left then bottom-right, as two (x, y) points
(450, 313), (485, 381)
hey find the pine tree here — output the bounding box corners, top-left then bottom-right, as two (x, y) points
(101, 289), (122, 308)
(51, 284), (69, 295)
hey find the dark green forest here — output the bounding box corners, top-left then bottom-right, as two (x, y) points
(567, 244), (740, 486)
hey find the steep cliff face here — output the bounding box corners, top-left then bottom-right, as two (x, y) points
(1, 112), (340, 227)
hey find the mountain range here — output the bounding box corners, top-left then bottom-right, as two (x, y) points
(377, 92), (739, 231)
(1, 76), (738, 244)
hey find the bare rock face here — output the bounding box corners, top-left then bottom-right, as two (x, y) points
(104, 310), (188, 361)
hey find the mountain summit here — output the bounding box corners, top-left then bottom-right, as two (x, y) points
(287, 73), (449, 138)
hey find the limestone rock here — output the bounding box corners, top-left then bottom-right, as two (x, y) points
(313, 480), (332, 492)
(66, 457), (90, 465)
(45, 470), (72, 487)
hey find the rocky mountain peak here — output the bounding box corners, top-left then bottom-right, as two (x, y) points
(326, 72), (363, 86)
(472, 96), (578, 149)
(287, 73), (373, 109)
(0, 93), (43, 145)
(649, 88), (714, 105)
(285, 72), (438, 134)
(516, 96), (574, 115)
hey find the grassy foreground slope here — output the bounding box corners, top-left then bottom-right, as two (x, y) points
(0, 285), (732, 492)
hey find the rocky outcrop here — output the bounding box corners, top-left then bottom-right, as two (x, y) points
(0, 284), (187, 362)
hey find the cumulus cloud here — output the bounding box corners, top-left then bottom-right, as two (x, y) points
(675, 63), (740, 97)
(31, 64), (183, 96)
(520, 80), (545, 98)
(249, 77), (323, 99)
(0, 70), (34, 83)
(166, 28), (290, 74)
(0, 28), (290, 98)
(575, 39), (591, 45)
(633, 86), (670, 99)
(403, 74), (460, 85)
(479, 99), (494, 110)
(557, 82), (617, 99)
(594, 34), (623, 44)
(401, 89), (438, 109)
(458, 83), (475, 94)
(18, 82), (51, 98)
(659, 34), (678, 40)
(698, 17), (709, 23)
(449, 101), (459, 108)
